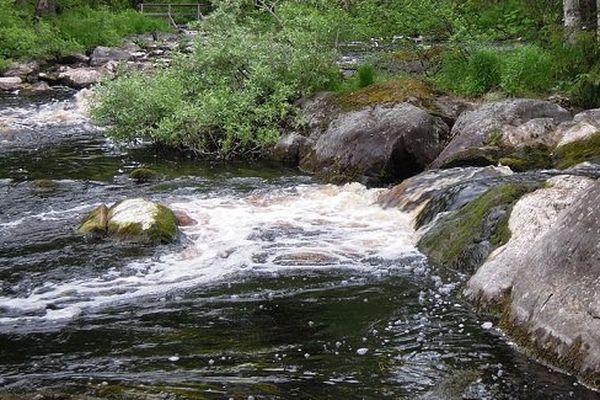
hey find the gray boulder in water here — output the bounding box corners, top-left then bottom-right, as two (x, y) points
(298, 102), (450, 184)
(78, 198), (179, 243)
(465, 175), (600, 387)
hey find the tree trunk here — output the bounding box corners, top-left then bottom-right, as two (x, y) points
(35, 0), (57, 17)
(564, 0), (582, 42)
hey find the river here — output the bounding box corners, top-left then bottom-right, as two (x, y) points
(0, 90), (598, 399)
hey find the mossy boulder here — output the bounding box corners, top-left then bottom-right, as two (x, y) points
(465, 176), (600, 389)
(418, 182), (542, 275)
(298, 102), (451, 184)
(128, 167), (161, 183)
(554, 131), (600, 169)
(78, 204), (109, 236)
(78, 198), (179, 243)
(431, 99), (571, 169)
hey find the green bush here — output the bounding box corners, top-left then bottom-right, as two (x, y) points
(56, 7), (170, 49)
(0, 0), (169, 64)
(435, 47), (502, 95)
(357, 63), (375, 88)
(91, 1), (341, 158)
(501, 45), (556, 95)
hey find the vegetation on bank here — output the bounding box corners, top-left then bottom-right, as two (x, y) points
(88, 0), (600, 158)
(0, 0), (170, 70)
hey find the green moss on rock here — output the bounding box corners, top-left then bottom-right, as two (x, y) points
(498, 145), (553, 172)
(129, 167), (161, 183)
(554, 132), (600, 169)
(30, 179), (59, 193)
(107, 200), (178, 243)
(438, 147), (501, 169)
(418, 182), (541, 274)
(78, 204), (109, 236)
(333, 78), (434, 111)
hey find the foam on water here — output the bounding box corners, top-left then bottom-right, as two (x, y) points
(0, 89), (94, 136)
(0, 183), (422, 330)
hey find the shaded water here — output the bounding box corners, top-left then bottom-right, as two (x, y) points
(0, 92), (599, 399)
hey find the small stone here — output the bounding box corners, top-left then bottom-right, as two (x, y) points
(168, 356), (180, 362)
(481, 322), (493, 330)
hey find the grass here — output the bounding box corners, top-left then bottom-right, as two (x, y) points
(0, 1), (171, 69)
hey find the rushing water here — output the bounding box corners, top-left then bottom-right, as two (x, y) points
(0, 91), (599, 400)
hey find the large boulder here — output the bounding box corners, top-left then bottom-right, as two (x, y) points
(299, 103), (450, 184)
(465, 176), (600, 387)
(0, 77), (24, 92)
(58, 67), (108, 89)
(431, 99), (571, 169)
(2, 61), (40, 79)
(90, 46), (133, 67)
(78, 198), (179, 243)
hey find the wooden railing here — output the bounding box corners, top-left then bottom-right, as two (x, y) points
(139, 3), (211, 25)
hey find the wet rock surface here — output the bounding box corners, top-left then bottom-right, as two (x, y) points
(79, 198), (179, 243)
(465, 176), (600, 387)
(431, 99), (572, 169)
(297, 101), (450, 184)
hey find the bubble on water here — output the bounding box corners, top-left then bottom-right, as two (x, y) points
(482, 322), (494, 330)
(356, 348), (369, 356)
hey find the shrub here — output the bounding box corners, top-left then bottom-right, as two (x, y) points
(435, 47), (502, 96)
(91, 1), (341, 158)
(357, 63), (375, 88)
(501, 45), (556, 95)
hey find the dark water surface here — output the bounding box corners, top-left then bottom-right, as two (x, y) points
(0, 92), (598, 400)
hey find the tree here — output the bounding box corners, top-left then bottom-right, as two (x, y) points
(564, 0), (598, 42)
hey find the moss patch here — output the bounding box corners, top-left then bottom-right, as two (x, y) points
(440, 145), (553, 172)
(418, 182), (541, 274)
(150, 204), (179, 243)
(129, 167), (161, 183)
(106, 201), (179, 243)
(554, 132), (600, 169)
(498, 145), (553, 172)
(78, 204), (109, 236)
(333, 77), (435, 111)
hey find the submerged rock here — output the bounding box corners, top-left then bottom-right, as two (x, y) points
(78, 199), (179, 243)
(465, 175), (600, 387)
(128, 167), (161, 183)
(299, 102), (450, 184)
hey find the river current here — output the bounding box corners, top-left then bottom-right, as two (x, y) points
(0, 91), (598, 399)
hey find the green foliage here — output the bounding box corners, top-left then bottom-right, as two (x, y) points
(501, 45), (556, 95)
(570, 65), (600, 109)
(56, 8), (170, 49)
(92, 1), (341, 158)
(356, 63), (375, 88)
(435, 47), (502, 95)
(0, 0), (169, 66)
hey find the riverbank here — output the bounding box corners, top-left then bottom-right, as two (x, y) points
(1, 90), (600, 399)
